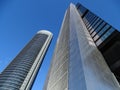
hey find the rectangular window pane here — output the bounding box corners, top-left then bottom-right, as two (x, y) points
(101, 27), (115, 41)
(96, 28), (115, 46)
(93, 24), (110, 41)
(83, 12), (90, 24)
(98, 24), (110, 36)
(86, 16), (98, 29)
(86, 15), (96, 27)
(96, 39), (102, 46)
(90, 19), (103, 34)
(89, 18), (100, 32)
(91, 22), (106, 37)
(78, 6), (87, 16)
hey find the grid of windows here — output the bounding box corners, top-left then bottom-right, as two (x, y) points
(91, 22), (106, 37)
(0, 34), (48, 90)
(76, 3), (120, 84)
(77, 4), (88, 17)
(77, 4), (116, 46)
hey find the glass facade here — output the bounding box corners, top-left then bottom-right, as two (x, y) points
(0, 31), (52, 90)
(77, 4), (116, 46)
(44, 3), (120, 90)
(76, 3), (120, 85)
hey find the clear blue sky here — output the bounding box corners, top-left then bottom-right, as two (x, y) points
(0, 0), (120, 90)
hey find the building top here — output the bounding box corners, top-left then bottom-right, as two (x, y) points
(37, 30), (53, 36)
(77, 2), (120, 32)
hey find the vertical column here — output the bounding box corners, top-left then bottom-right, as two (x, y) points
(68, 3), (87, 90)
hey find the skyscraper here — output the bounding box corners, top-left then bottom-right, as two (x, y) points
(76, 3), (120, 83)
(0, 30), (53, 90)
(43, 3), (120, 90)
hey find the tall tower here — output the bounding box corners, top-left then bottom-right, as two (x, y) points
(0, 30), (53, 90)
(43, 3), (120, 90)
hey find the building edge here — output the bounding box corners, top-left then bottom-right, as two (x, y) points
(42, 7), (70, 90)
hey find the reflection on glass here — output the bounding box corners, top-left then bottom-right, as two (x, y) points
(90, 19), (103, 34)
(91, 22), (106, 37)
(101, 27), (115, 41)
(94, 24), (110, 41)
(96, 27), (115, 46)
(86, 16), (97, 29)
(86, 15), (96, 27)
(78, 6), (87, 16)
(96, 38), (103, 46)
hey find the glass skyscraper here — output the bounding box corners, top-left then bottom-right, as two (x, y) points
(76, 3), (120, 83)
(0, 30), (52, 90)
(43, 3), (120, 90)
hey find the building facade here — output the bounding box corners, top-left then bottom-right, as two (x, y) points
(44, 3), (120, 90)
(0, 30), (52, 90)
(76, 3), (120, 83)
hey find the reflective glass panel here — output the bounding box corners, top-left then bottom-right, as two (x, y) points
(90, 19), (103, 34)
(93, 24), (110, 41)
(91, 22), (106, 37)
(101, 27), (115, 41)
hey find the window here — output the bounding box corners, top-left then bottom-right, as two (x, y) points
(93, 24), (110, 41)
(101, 27), (115, 41)
(83, 13), (90, 25)
(86, 16), (97, 29)
(78, 6), (87, 16)
(96, 27), (115, 46)
(86, 15), (96, 26)
(88, 18), (100, 32)
(91, 22), (106, 37)
(85, 14), (96, 27)
(90, 19), (103, 34)
(96, 39), (103, 46)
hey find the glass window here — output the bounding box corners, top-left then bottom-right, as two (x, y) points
(92, 19), (103, 30)
(91, 32), (97, 38)
(86, 12), (93, 20)
(98, 24), (110, 36)
(93, 24), (110, 41)
(85, 14), (96, 27)
(83, 14), (89, 25)
(86, 15), (95, 24)
(90, 19), (103, 34)
(94, 22), (106, 33)
(86, 16), (97, 29)
(93, 34), (99, 41)
(101, 27), (115, 41)
(96, 27), (113, 46)
(83, 11), (91, 25)
(89, 18), (100, 32)
(96, 39), (103, 46)
(91, 22), (106, 37)
(78, 6), (87, 16)
(84, 18), (92, 26)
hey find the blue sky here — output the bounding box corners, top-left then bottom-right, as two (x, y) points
(0, 0), (120, 90)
